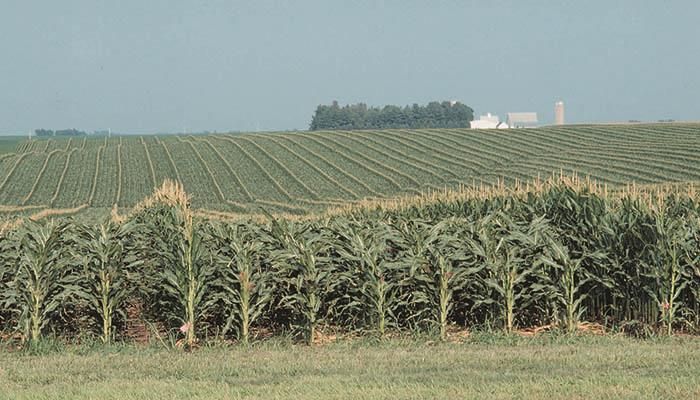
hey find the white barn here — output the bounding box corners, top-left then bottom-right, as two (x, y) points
(506, 112), (538, 128)
(470, 113), (509, 129)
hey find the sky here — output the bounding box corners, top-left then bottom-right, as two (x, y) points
(0, 0), (698, 134)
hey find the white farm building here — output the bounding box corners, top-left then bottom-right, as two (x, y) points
(470, 113), (509, 129)
(506, 112), (538, 128)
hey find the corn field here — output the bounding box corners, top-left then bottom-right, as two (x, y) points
(0, 180), (699, 346)
(1, 123), (700, 219)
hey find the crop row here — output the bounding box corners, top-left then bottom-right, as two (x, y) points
(1, 181), (699, 346)
(0, 124), (698, 215)
(262, 136), (358, 200)
(22, 150), (61, 205)
(274, 135), (381, 198)
(195, 137), (253, 203)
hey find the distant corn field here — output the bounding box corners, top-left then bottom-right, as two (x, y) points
(0, 123), (699, 220)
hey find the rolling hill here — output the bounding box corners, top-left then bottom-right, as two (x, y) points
(0, 123), (699, 219)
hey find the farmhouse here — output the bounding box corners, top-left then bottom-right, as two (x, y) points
(470, 113), (509, 129)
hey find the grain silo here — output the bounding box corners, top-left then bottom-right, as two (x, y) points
(555, 101), (565, 125)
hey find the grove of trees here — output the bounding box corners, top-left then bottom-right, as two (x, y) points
(34, 129), (88, 137)
(309, 101), (474, 130)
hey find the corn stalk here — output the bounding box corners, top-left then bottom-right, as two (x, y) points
(139, 181), (218, 348)
(336, 219), (399, 337)
(72, 220), (142, 344)
(208, 222), (272, 344)
(396, 218), (482, 340)
(267, 218), (333, 345)
(539, 239), (607, 333)
(467, 213), (550, 333)
(644, 213), (695, 335)
(7, 220), (76, 343)
(0, 228), (17, 331)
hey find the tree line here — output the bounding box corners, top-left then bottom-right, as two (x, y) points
(34, 129), (88, 137)
(309, 101), (474, 131)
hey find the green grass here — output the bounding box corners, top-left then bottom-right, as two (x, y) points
(1, 124), (699, 218)
(0, 336), (698, 399)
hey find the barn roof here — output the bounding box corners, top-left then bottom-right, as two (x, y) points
(506, 112), (538, 123)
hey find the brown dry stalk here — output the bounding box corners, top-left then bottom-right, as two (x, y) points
(29, 204), (88, 221)
(116, 173), (699, 226)
(110, 204), (127, 224)
(0, 218), (23, 235)
(0, 204), (46, 213)
(131, 179), (190, 215)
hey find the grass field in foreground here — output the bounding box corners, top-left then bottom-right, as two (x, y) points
(1, 336), (698, 400)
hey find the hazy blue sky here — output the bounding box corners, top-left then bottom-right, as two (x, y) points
(1, 1), (698, 134)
